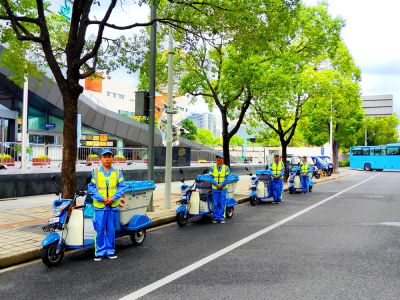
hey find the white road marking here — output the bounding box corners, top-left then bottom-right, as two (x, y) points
(120, 174), (379, 300)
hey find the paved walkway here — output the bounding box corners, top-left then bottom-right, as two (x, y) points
(0, 172), (346, 268)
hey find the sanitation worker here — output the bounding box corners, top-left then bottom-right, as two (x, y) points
(300, 156), (310, 194)
(88, 148), (125, 261)
(209, 153), (230, 224)
(270, 154), (285, 203)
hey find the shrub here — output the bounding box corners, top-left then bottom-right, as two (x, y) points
(0, 154), (12, 159)
(339, 160), (349, 167)
(35, 155), (49, 159)
(87, 154), (99, 159)
(114, 155), (126, 159)
(11, 144), (32, 154)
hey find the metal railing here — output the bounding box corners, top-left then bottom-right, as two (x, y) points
(1, 142), (268, 166)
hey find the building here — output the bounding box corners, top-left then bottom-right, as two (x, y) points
(188, 113), (216, 136)
(361, 94), (393, 117)
(83, 74), (136, 117)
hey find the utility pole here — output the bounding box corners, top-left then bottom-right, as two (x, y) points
(164, 27), (174, 209)
(147, 1), (157, 211)
(329, 97), (333, 161)
(21, 74), (29, 171)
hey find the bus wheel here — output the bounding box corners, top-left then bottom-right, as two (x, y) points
(364, 163), (372, 171)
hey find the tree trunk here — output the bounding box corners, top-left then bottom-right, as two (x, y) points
(280, 139), (289, 182)
(222, 131), (231, 167)
(332, 139), (340, 174)
(61, 92), (79, 199)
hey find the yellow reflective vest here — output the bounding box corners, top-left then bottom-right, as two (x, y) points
(210, 164), (229, 190)
(92, 167), (122, 208)
(301, 162), (309, 174)
(271, 161), (284, 177)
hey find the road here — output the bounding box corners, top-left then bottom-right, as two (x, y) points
(1, 170), (400, 300)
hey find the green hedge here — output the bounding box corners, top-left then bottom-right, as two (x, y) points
(339, 160), (350, 167)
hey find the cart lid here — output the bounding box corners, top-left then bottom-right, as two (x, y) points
(226, 173), (239, 182)
(125, 180), (156, 192)
(196, 174), (213, 182)
(255, 170), (272, 176)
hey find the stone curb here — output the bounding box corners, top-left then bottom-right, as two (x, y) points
(0, 173), (344, 269)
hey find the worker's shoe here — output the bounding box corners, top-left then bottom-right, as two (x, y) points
(212, 220), (218, 224)
(107, 255), (118, 259)
(94, 256), (103, 262)
(220, 220), (226, 224)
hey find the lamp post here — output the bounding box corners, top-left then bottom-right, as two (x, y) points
(164, 27), (174, 209)
(21, 74), (29, 171)
(147, 1), (157, 211)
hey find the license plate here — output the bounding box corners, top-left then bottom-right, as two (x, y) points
(49, 217), (60, 224)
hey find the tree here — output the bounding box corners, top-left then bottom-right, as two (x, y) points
(140, 0), (299, 166)
(0, 0), (228, 198)
(249, 3), (344, 167)
(229, 135), (244, 146)
(180, 118), (197, 140)
(358, 115), (400, 146)
(195, 128), (215, 145)
(300, 45), (365, 173)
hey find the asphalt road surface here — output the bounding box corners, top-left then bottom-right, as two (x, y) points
(1, 170), (400, 300)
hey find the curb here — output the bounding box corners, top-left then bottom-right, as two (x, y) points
(0, 173), (344, 269)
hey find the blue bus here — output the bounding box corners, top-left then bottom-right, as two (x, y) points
(350, 143), (400, 171)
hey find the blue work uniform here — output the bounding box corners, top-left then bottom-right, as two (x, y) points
(300, 162), (310, 193)
(270, 161), (285, 202)
(209, 164), (230, 221)
(88, 166), (125, 257)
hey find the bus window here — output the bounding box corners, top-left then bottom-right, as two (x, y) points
(351, 148), (362, 155)
(362, 148), (370, 156)
(387, 147), (400, 155)
(374, 148), (382, 156)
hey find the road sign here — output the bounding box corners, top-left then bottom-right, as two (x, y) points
(44, 123), (56, 129)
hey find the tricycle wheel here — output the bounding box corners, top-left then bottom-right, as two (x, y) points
(289, 188), (294, 194)
(176, 212), (189, 227)
(226, 206), (234, 219)
(327, 169), (333, 176)
(130, 229), (146, 246)
(250, 196), (257, 206)
(314, 172), (320, 179)
(41, 243), (64, 267)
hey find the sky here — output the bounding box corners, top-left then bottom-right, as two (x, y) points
(101, 0), (400, 131)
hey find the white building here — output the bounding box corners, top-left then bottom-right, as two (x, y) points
(81, 77), (136, 117)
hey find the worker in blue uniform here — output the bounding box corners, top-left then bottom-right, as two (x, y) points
(300, 156), (310, 194)
(88, 149), (125, 261)
(270, 154), (285, 203)
(209, 153), (230, 224)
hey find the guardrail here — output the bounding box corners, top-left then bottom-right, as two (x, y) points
(1, 142), (268, 166)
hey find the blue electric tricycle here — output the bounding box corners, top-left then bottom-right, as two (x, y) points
(248, 169), (275, 206)
(176, 173), (239, 226)
(288, 165), (314, 194)
(41, 180), (155, 266)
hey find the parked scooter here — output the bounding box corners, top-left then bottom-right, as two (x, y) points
(288, 165), (314, 194)
(176, 172), (239, 227)
(248, 169), (274, 206)
(41, 177), (155, 266)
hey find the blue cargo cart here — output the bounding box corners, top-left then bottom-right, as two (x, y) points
(176, 173), (239, 226)
(40, 180), (155, 266)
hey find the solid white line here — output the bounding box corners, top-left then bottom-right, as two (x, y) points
(120, 174), (379, 300)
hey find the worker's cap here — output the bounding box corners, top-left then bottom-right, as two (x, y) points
(216, 153), (224, 158)
(100, 148), (113, 156)
(302, 156), (307, 158)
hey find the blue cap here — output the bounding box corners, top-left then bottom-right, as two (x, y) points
(100, 148), (113, 156)
(216, 153), (224, 158)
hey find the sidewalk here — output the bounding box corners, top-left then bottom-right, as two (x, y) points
(0, 172), (346, 268)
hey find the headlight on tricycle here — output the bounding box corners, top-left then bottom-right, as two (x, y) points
(53, 205), (68, 217)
